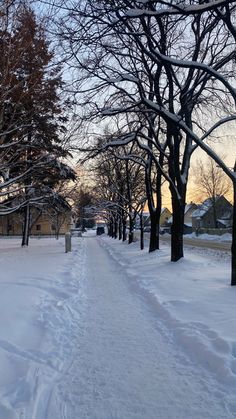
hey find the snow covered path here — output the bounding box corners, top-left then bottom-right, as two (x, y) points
(44, 236), (234, 419)
(0, 235), (236, 418)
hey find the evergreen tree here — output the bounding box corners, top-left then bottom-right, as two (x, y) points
(0, 3), (75, 245)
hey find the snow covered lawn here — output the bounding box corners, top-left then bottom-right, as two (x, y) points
(103, 236), (235, 376)
(0, 237), (87, 418)
(0, 233), (236, 418)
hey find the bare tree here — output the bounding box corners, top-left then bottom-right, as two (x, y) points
(193, 156), (232, 227)
(52, 0), (236, 282)
(91, 136), (146, 245)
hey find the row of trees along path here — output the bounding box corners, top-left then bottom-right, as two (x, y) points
(52, 0), (236, 284)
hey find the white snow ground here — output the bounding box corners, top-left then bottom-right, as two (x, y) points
(0, 233), (235, 418)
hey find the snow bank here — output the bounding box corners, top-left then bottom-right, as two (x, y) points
(100, 236), (236, 388)
(185, 232), (232, 241)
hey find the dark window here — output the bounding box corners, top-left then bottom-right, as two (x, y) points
(51, 224), (56, 230)
(36, 224), (41, 231)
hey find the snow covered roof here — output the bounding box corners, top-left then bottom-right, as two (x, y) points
(217, 219), (230, 227)
(220, 209), (233, 220)
(184, 204), (191, 214)
(192, 198), (216, 218)
(192, 208), (206, 218)
(143, 208), (171, 214)
(192, 196), (231, 219)
(184, 203), (197, 214)
(161, 207), (169, 214)
(184, 222), (192, 227)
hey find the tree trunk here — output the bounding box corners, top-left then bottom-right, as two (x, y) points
(111, 220), (115, 237)
(145, 156), (162, 253)
(231, 163), (236, 285)
(128, 215), (134, 244)
(55, 214), (60, 239)
(212, 198), (217, 228)
(108, 220), (112, 236)
(118, 217), (122, 240)
(22, 203), (30, 246)
(149, 210), (160, 253)
(140, 211), (144, 250)
(171, 196), (184, 262)
(145, 167), (160, 252)
(7, 215), (10, 236)
(122, 217), (127, 242)
(114, 217), (118, 239)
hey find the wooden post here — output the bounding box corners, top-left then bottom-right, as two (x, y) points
(65, 232), (71, 253)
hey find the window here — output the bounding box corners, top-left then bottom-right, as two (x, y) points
(36, 224), (41, 231)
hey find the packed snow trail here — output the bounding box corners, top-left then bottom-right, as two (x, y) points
(41, 236), (234, 419)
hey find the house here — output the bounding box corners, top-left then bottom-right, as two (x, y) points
(135, 208), (172, 231)
(191, 196), (233, 231)
(183, 202), (198, 234)
(217, 211), (233, 228)
(166, 202), (197, 234)
(160, 207), (172, 226)
(0, 204), (72, 237)
(142, 211), (151, 226)
(134, 211), (150, 229)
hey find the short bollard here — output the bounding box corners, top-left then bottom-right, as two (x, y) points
(65, 232), (71, 253)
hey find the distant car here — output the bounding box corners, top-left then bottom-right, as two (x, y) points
(96, 226), (105, 235)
